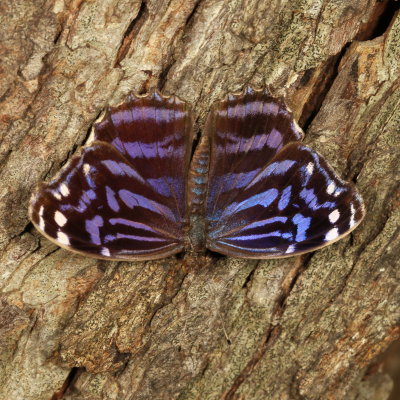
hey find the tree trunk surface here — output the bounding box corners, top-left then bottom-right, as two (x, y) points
(0, 1), (399, 399)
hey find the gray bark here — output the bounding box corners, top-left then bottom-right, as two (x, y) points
(0, 1), (399, 399)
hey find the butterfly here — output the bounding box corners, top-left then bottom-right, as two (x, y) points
(29, 87), (365, 261)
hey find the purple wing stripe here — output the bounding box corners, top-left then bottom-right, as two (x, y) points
(106, 186), (120, 212)
(101, 160), (146, 183)
(105, 233), (167, 242)
(118, 189), (177, 222)
(220, 188), (279, 220)
(278, 185), (292, 211)
(246, 160), (296, 189)
(85, 215), (104, 245)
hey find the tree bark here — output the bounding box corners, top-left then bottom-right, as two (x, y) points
(0, 1), (399, 399)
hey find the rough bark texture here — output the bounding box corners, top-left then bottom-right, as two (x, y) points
(0, 1), (399, 399)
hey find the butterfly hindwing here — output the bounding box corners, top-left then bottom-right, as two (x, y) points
(205, 89), (365, 258)
(29, 92), (193, 260)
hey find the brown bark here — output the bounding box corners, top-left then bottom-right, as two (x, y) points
(0, 1), (399, 399)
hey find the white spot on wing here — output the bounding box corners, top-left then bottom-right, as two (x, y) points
(349, 203), (356, 228)
(60, 183), (70, 197)
(306, 162), (314, 175)
(39, 206), (45, 231)
(286, 244), (295, 254)
(329, 209), (340, 224)
(54, 211), (67, 227)
(57, 231), (70, 246)
(101, 247), (110, 257)
(293, 120), (304, 137)
(53, 192), (62, 200)
(83, 163), (90, 175)
(327, 182), (336, 195)
(325, 227), (339, 242)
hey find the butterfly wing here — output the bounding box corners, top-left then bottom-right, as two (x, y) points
(205, 88), (365, 258)
(29, 92), (193, 260)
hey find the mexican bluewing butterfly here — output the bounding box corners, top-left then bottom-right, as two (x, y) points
(29, 88), (365, 260)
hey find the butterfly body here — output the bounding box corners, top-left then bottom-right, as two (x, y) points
(187, 134), (210, 253)
(29, 88), (365, 260)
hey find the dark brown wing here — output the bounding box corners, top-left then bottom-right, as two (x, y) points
(29, 92), (193, 260)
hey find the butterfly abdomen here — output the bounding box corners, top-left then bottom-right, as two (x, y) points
(187, 134), (210, 253)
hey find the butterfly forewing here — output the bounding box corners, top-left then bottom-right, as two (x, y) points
(204, 87), (303, 223)
(205, 89), (365, 258)
(29, 92), (193, 260)
(94, 92), (192, 221)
